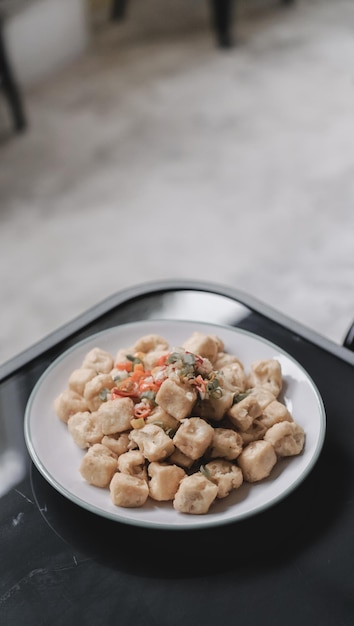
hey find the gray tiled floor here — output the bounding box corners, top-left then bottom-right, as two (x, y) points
(1, 0), (354, 366)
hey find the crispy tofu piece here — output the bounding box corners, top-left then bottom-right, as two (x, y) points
(79, 444), (117, 488)
(145, 406), (180, 433)
(68, 367), (97, 396)
(197, 389), (234, 422)
(101, 432), (131, 456)
(83, 373), (115, 411)
(173, 472), (218, 514)
(205, 459), (243, 498)
(227, 395), (262, 432)
(173, 417), (214, 460)
(168, 447), (195, 469)
(155, 378), (197, 421)
(148, 462), (186, 501)
(214, 352), (243, 370)
(132, 334), (169, 353)
(82, 347), (114, 374)
(237, 440), (277, 482)
(239, 419), (267, 445)
(54, 389), (89, 423)
(247, 387), (276, 411)
(115, 347), (134, 364)
(98, 397), (135, 434)
(264, 421), (305, 457)
(143, 349), (169, 370)
(220, 363), (247, 394)
(182, 332), (223, 363)
(67, 411), (103, 448)
(129, 424), (175, 462)
(259, 400), (293, 429)
(110, 472), (149, 507)
(117, 450), (147, 481)
(208, 428), (243, 460)
(247, 359), (282, 397)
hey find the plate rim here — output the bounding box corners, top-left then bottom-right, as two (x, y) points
(24, 319), (326, 530)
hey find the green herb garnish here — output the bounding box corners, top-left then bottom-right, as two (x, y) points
(140, 390), (157, 405)
(206, 377), (223, 399)
(233, 391), (251, 404)
(99, 387), (110, 401)
(200, 465), (213, 480)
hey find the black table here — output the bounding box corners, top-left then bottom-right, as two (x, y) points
(1, 280), (354, 626)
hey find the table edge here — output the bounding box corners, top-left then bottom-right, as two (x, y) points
(1, 278), (354, 380)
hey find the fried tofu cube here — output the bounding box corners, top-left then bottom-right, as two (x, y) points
(168, 448), (195, 469)
(227, 395), (262, 432)
(264, 421), (305, 457)
(205, 459), (243, 498)
(98, 397), (135, 434)
(247, 359), (282, 397)
(54, 389), (89, 423)
(129, 424), (175, 462)
(83, 373), (115, 411)
(79, 444), (117, 488)
(182, 332), (223, 363)
(173, 472), (218, 514)
(247, 387), (276, 410)
(117, 450), (147, 481)
(197, 389), (234, 422)
(110, 472), (149, 508)
(145, 406), (180, 433)
(220, 363), (247, 394)
(148, 462), (186, 501)
(101, 432), (131, 456)
(259, 400), (293, 429)
(208, 428), (243, 460)
(67, 411), (103, 448)
(143, 349), (169, 370)
(132, 334), (169, 353)
(173, 417), (214, 460)
(82, 347), (114, 374)
(115, 347), (134, 365)
(240, 419), (268, 445)
(68, 367), (97, 396)
(237, 440), (277, 482)
(214, 352), (242, 369)
(155, 378), (197, 421)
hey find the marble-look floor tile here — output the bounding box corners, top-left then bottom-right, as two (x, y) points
(1, 0), (354, 365)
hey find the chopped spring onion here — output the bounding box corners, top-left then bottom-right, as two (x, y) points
(140, 390), (157, 404)
(233, 391), (251, 404)
(99, 387), (110, 401)
(166, 426), (178, 439)
(206, 378), (223, 399)
(126, 354), (143, 366)
(200, 464), (213, 481)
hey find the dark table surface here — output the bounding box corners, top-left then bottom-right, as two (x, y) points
(1, 280), (354, 626)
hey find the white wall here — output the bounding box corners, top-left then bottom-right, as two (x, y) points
(4, 0), (89, 87)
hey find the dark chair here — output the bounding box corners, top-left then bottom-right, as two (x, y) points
(110, 0), (296, 49)
(110, 0), (235, 47)
(0, 8), (26, 132)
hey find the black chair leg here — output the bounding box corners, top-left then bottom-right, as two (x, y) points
(110, 0), (236, 49)
(111, 0), (129, 21)
(210, 0), (235, 48)
(0, 19), (26, 132)
(343, 321), (354, 352)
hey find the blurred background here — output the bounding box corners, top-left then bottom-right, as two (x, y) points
(0, 0), (354, 366)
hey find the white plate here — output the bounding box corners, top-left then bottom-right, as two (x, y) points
(24, 320), (326, 530)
